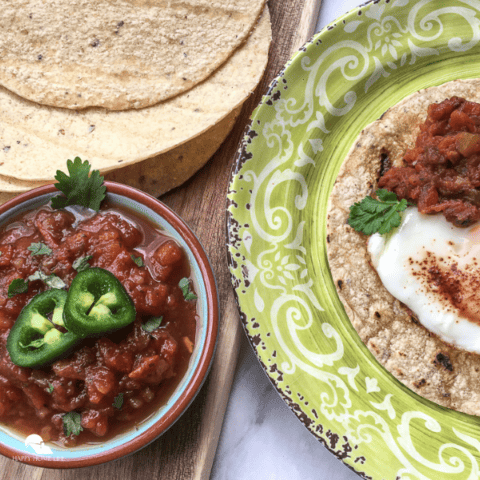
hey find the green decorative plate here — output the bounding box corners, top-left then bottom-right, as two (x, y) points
(226, 1), (480, 478)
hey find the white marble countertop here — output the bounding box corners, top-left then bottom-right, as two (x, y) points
(211, 1), (367, 479)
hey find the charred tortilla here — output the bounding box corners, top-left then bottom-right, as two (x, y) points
(326, 78), (480, 416)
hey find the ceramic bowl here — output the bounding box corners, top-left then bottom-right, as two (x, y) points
(0, 182), (219, 467)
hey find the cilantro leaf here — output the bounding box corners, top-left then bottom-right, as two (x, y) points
(48, 383), (54, 394)
(376, 189), (399, 203)
(142, 316), (163, 333)
(347, 189), (411, 235)
(51, 157), (106, 211)
(179, 277), (197, 301)
(113, 393), (124, 409)
(62, 411), (83, 437)
(73, 255), (92, 272)
(28, 270), (66, 289)
(8, 278), (28, 297)
(131, 254), (144, 267)
(28, 242), (52, 256)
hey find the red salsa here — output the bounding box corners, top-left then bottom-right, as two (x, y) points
(379, 96), (480, 227)
(0, 204), (197, 446)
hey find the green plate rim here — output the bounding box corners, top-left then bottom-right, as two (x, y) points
(226, 1), (480, 478)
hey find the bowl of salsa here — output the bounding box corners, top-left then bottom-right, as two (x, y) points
(0, 171), (218, 467)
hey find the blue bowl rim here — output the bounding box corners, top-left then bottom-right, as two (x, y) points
(0, 181), (219, 468)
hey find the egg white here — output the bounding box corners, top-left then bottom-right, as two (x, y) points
(368, 207), (480, 353)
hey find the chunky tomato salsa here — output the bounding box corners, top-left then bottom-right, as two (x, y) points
(379, 96), (480, 227)
(0, 204), (197, 446)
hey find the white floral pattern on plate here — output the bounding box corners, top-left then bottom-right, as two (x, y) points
(227, 0), (480, 478)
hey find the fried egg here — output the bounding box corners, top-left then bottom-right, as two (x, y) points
(368, 207), (480, 353)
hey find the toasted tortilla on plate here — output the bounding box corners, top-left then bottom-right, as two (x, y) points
(326, 78), (480, 416)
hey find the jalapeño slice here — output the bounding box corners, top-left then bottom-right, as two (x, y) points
(6, 289), (81, 368)
(64, 267), (135, 336)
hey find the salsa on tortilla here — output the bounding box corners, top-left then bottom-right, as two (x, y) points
(379, 96), (480, 227)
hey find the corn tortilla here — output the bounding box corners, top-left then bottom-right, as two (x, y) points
(326, 79), (480, 416)
(0, 0), (266, 110)
(0, 105), (241, 204)
(105, 105), (241, 196)
(0, 8), (271, 184)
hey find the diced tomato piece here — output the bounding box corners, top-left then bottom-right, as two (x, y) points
(128, 355), (173, 384)
(52, 348), (96, 380)
(85, 366), (116, 404)
(97, 339), (134, 373)
(81, 409), (109, 437)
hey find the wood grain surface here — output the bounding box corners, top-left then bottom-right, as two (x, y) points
(0, 1), (321, 478)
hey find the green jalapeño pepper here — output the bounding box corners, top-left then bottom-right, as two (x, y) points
(64, 267), (135, 336)
(6, 289), (81, 368)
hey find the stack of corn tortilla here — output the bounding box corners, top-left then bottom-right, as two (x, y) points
(0, 0), (271, 203)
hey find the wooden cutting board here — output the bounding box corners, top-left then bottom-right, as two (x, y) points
(0, 1), (321, 478)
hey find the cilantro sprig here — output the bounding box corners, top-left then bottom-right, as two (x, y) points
(113, 393), (124, 409)
(142, 316), (163, 333)
(28, 242), (52, 256)
(7, 278), (29, 297)
(347, 189), (412, 235)
(62, 411), (83, 437)
(28, 270), (66, 289)
(51, 157), (106, 211)
(131, 254), (144, 267)
(179, 278), (197, 301)
(73, 255), (92, 272)
(8, 270), (66, 297)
